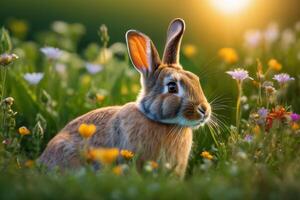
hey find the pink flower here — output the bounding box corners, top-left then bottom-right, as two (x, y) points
(273, 73), (294, 84)
(226, 68), (252, 81)
(290, 113), (300, 122)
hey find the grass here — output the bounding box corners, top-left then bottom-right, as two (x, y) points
(0, 20), (300, 199)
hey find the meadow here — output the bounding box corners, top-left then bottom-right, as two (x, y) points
(0, 19), (300, 199)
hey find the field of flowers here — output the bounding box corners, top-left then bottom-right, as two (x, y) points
(0, 19), (300, 199)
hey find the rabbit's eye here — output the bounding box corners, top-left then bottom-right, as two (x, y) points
(167, 82), (178, 93)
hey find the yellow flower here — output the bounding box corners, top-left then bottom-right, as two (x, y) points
(218, 48), (238, 64)
(8, 19), (29, 38)
(88, 148), (119, 165)
(149, 161), (159, 169)
(78, 123), (96, 138)
(182, 44), (197, 58)
(24, 160), (34, 168)
(112, 165), (123, 175)
(81, 74), (92, 86)
(18, 126), (30, 136)
(200, 151), (213, 160)
(268, 59), (282, 71)
(253, 125), (260, 135)
(121, 86), (128, 95)
(120, 149), (134, 160)
(131, 84), (140, 93)
(96, 94), (105, 102)
(291, 122), (299, 131)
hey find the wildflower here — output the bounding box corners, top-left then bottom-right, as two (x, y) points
(40, 47), (63, 60)
(265, 86), (276, 95)
(88, 148), (119, 165)
(244, 30), (262, 48)
(237, 151), (247, 159)
(96, 48), (113, 64)
(120, 149), (134, 160)
(121, 86), (128, 95)
(164, 162), (172, 170)
(7, 19), (29, 39)
(24, 160), (34, 168)
(112, 165), (123, 176)
(0, 53), (19, 66)
(281, 29), (296, 49)
(264, 23), (279, 45)
(144, 160), (159, 172)
(85, 63), (103, 74)
(291, 123), (299, 131)
(273, 73), (294, 84)
(253, 125), (260, 134)
(78, 123), (96, 138)
(131, 84), (140, 93)
(18, 126), (30, 136)
(226, 68), (252, 82)
(55, 63), (66, 74)
(80, 74), (92, 86)
(258, 108), (268, 119)
(226, 68), (252, 132)
(96, 94), (105, 103)
(200, 151), (213, 160)
(290, 113), (300, 122)
(268, 59), (282, 71)
(256, 59), (264, 79)
(218, 48), (238, 64)
(182, 44), (197, 58)
(266, 107), (290, 131)
(149, 161), (159, 169)
(3, 97), (14, 106)
(244, 134), (253, 142)
(2, 139), (11, 145)
(23, 72), (44, 85)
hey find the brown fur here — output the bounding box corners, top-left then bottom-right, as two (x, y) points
(39, 103), (192, 177)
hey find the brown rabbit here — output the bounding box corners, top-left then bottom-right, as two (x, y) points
(39, 18), (211, 178)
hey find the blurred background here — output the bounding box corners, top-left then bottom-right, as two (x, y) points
(1, 0), (300, 52)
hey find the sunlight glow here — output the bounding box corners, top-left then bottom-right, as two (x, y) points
(211, 0), (250, 14)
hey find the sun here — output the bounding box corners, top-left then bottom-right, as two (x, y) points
(211, 0), (250, 14)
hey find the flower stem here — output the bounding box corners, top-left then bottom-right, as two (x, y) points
(236, 80), (242, 133)
(0, 67), (7, 133)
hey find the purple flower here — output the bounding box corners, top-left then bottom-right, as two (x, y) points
(244, 134), (253, 142)
(273, 73), (294, 84)
(23, 72), (44, 85)
(258, 108), (268, 118)
(290, 113), (300, 122)
(226, 68), (252, 81)
(41, 47), (63, 60)
(85, 63), (103, 74)
(257, 108), (268, 125)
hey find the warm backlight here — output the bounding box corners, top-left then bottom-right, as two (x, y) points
(211, 0), (250, 14)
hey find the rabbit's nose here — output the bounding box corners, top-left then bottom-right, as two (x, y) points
(197, 104), (209, 118)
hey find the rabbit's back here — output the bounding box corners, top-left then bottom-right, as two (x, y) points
(39, 105), (122, 169)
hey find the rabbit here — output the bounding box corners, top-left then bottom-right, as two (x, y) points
(39, 18), (211, 178)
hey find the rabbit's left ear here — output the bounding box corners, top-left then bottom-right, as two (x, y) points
(126, 30), (161, 77)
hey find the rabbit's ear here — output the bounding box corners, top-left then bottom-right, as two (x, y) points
(126, 30), (161, 77)
(162, 18), (185, 65)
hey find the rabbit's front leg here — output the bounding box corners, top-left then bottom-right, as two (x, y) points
(164, 128), (193, 178)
